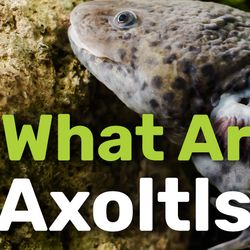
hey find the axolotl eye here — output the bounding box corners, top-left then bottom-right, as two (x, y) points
(112, 10), (138, 30)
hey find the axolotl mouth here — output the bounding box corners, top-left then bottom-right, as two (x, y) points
(210, 88), (250, 161)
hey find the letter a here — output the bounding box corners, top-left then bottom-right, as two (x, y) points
(0, 179), (47, 231)
(178, 115), (223, 161)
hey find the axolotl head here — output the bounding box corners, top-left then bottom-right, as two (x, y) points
(68, 0), (186, 120)
(68, 0), (250, 143)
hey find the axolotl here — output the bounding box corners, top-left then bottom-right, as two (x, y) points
(68, 0), (250, 249)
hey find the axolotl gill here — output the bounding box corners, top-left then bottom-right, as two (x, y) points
(68, 0), (250, 249)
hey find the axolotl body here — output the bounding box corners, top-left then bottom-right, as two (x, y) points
(68, 0), (250, 249)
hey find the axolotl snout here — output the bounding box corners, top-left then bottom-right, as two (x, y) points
(68, 0), (250, 249)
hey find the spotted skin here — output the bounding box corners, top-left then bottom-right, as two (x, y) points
(68, 1), (250, 249)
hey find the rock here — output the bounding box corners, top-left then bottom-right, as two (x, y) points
(0, 0), (89, 119)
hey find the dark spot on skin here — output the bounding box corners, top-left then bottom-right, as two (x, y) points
(211, 175), (223, 184)
(163, 54), (177, 64)
(172, 77), (187, 90)
(132, 55), (137, 61)
(151, 76), (163, 89)
(123, 33), (132, 40)
(141, 82), (148, 90)
(131, 61), (137, 70)
(149, 22), (156, 26)
(171, 26), (178, 31)
(165, 45), (171, 50)
(201, 64), (215, 77)
(118, 49), (126, 61)
(117, 66), (122, 71)
(107, 64), (113, 70)
(150, 41), (160, 47)
(131, 47), (137, 54)
(127, 68), (131, 74)
(150, 99), (159, 108)
(163, 92), (174, 103)
(188, 46), (198, 52)
(180, 59), (196, 75)
(126, 92), (132, 98)
(221, 163), (231, 174)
